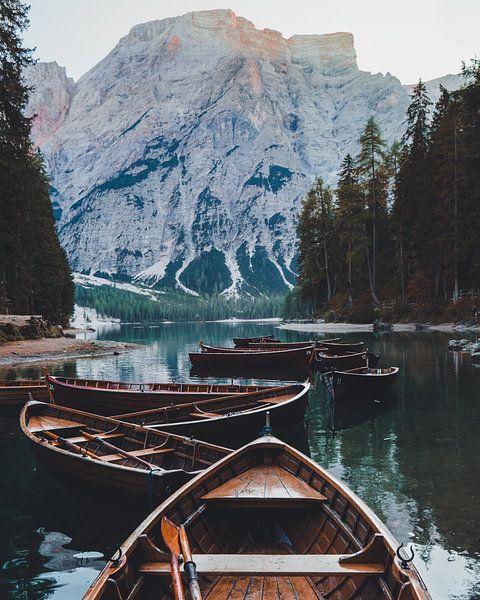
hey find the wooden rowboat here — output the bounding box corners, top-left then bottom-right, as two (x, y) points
(0, 379), (49, 406)
(233, 335), (280, 347)
(330, 367), (399, 401)
(317, 340), (365, 353)
(83, 432), (430, 600)
(21, 401), (230, 503)
(47, 376), (274, 416)
(244, 337), (341, 350)
(114, 383), (310, 446)
(190, 346), (315, 368)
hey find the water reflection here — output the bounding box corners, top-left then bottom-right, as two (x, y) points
(0, 323), (479, 599)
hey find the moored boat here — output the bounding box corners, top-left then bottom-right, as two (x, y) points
(314, 349), (370, 370)
(47, 376), (274, 416)
(233, 334), (280, 347)
(244, 337), (341, 350)
(317, 340), (365, 353)
(0, 379), (49, 406)
(190, 345), (315, 368)
(115, 383), (310, 446)
(21, 401), (230, 503)
(83, 431), (430, 600)
(328, 367), (399, 401)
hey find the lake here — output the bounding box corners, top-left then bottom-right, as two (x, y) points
(0, 322), (479, 599)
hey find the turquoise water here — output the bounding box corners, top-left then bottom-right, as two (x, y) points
(0, 322), (479, 599)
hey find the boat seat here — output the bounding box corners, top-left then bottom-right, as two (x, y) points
(47, 432), (125, 445)
(138, 552), (385, 577)
(201, 464), (328, 507)
(256, 395), (292, 404)
(189, 411), (221, 418)
(99, 447), (175, 462)
(29, 416), (80, 433)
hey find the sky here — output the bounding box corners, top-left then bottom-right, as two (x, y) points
(23, 0), (479, 84)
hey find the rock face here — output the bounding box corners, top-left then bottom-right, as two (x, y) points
(24, 9), (461, 296)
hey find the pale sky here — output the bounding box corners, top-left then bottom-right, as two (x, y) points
(24, 0), (479, 84)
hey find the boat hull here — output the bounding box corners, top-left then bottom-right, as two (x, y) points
(333, 368), (398, 401)
(0, 382), (49, 407)
(190, 346), (314, 368)
(48, 377), (272, 416)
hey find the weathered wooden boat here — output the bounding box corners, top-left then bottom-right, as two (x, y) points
(190, 346), (315, 368)
(115, 383), (310, 446)
(21, 401), (230, 503)
(244, 337), (341, 350)
(329, 367), (399, 401)
(0, 379), (49, 406)
(317, 340), (365, 353)
(47, 376), (274, 416)
(83, 431), (430, 600)
(233, 335), (280, 347)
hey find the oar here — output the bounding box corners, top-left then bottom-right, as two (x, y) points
(80, 430), (159, 470)
(161, 517), (186, 600)
(43, 430), (98, 459)
(179, 524), (202, 600)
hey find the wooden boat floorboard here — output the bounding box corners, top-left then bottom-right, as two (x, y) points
(28, 415), (79, 432)
(202, 464), (328, 505)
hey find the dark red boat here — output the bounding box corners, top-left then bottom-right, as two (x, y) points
(115, 383), (310, 446)
(47, 376), (274, 416)
(190, 345), (315, 368)
(317, 340), (365, 353)
(244, 337), (341, 349)
(330, 367), (399, 401)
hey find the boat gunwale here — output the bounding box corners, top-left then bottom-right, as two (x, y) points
(114, 382), (311, 429)
(332, 367), (399, 378)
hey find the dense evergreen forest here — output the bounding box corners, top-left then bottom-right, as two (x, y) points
(289, 60), (480, 323)
(0, 1), (73, 325)
(75, 284), (284, 322)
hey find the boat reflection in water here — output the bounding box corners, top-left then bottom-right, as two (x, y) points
(325, 390), (398, 432)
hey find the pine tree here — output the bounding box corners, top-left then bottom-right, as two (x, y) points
(0, 0), (73, 324)
(357, 117), (387, 304)
(335, 154), (367, 305)
(297, 177), (335, 312)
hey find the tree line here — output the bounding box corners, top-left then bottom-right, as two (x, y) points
(0, 1), (73, 326)
(75, 284), (285, 323)
(292, 59), (480, 322)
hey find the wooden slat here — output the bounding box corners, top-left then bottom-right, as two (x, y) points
(100, 447), (175, 462)
(202, 464), (327, 505)
(189, 412), (221, 419)
(138, 553), (385, 576)
(49, 432), (125, 445)
(29, 415), (79, 432)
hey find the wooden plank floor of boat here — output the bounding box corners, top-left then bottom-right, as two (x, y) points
(204, 544), (324, 600)
(28, 415), (80, 432)
(204, 574), (324, 599)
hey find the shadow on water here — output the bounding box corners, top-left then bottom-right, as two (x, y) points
(0, 323), (479, 599)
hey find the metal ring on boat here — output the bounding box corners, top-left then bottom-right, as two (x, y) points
(110, 547), (123, 565)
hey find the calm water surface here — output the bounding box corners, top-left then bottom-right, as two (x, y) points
(0, 322), (479, 599)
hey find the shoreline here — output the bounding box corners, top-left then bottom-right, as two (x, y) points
(277, 321), (480, 334)
(0, 337), (141, 368)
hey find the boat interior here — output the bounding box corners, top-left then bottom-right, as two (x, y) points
(25, 403), (226, 472)
(95, 440), (422, 600)
(115, 385), (303, 426)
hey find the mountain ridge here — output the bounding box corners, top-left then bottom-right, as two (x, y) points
(24, 9), (463, 296)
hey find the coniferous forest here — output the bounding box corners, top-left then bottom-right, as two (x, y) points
(0, 1), (73, 326)
(289, 61), (480, 323)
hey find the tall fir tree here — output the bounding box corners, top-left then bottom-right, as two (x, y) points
(0, 0), (73, 324)
(357, 117), (388, 304)
(335, 154), (367, 305)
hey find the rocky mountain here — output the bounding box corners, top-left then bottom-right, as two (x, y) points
(24, 9), (462, 296)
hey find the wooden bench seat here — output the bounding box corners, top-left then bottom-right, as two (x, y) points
(189, 411), (221, 419)
(100, 447), (175, 462)
(138, 552), (385, 577)
(48, 432), (125, 445)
